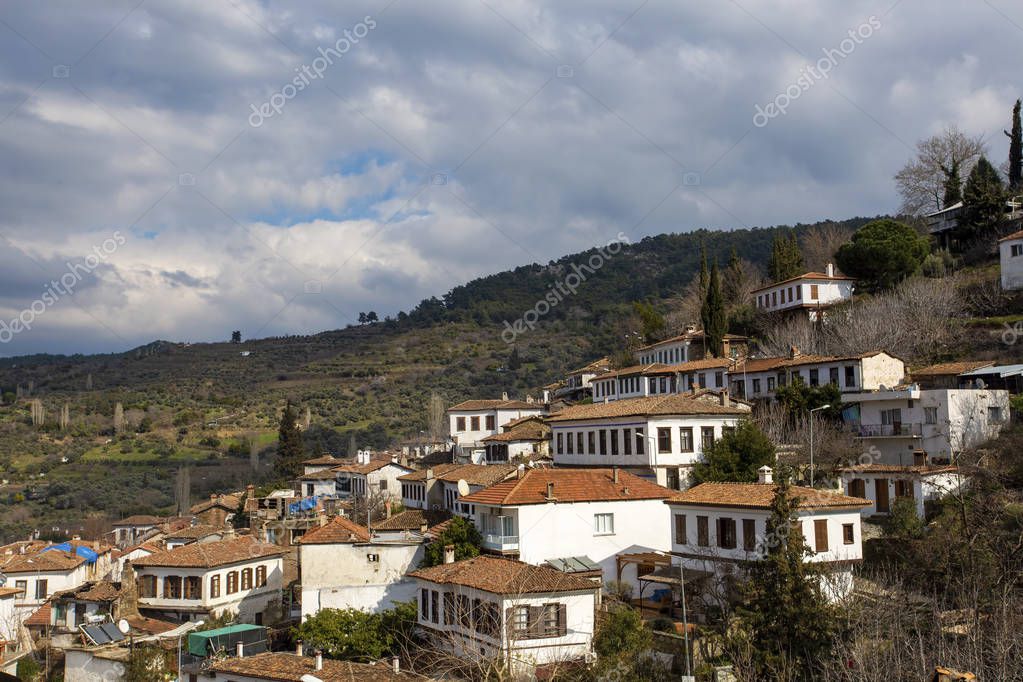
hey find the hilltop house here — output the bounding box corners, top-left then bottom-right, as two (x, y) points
(1, 541), (116, 619)
(301, 454), (343, 476)
(331, 452), (413, 501)
(555, 357), (611, 401)
(590, 358), (732, 402)
(190, 494), (241, 527)
(299, 516), (427, 618)
(665, 469), (870, 603)
(636, 327), (748, 365)
(131, 536), (286, 624)
(910, 361), (997, 390)
(732, 350), (905, 401)
(110, 516), (162, 549)
(547, 392), (750, 489)
(298, 468), (342, 498)
(400, 464), (517, 518)
(838, 464), (962, 518)
(447, 399), (546, 463)
(459, 468), (674, 595)
(410, 555), (599, 675)
(1000, 228), (1023, 290)
(480, 416), (551, 464)
(752, 263), (854, 319)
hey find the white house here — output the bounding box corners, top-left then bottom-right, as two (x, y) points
(409, 555), (599, 675)
(636, 328), (747, 366)
(839, 464), (962, 518)
(752, 263), (854, 319)
(841, 386), (1010, 464)
(556, 357), (611, 401)
(547, 392), (750, 489)
(447, 399), (546, 462)
(460, 468), (674, 595)
(665, 470), (871, 602)
(301, 454), (343, 476)
(299, 516), (425, 618)
(399, 464), (517, 518)
(590, 358), (733, 403)
(206, 650), (419, 681)
(733, 349), (906, 401)
(480, 416), (550, 464)
(110, 515), (162, 548)
(131, 536), (286, 624)
(0, 586), (23, 644)
(331, 452), (413, 501)
(297, 468), (342, 498)
(1, 541), (116, 618)
(1000, 228), (1023, 290)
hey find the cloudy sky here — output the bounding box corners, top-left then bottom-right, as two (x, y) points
(0, 0), (1018, 355)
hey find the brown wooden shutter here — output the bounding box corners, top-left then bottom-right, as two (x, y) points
(742, 519), (756, 551)
(557, 603), (567, 637)
(814, 519), (829, 553)
(529, 606), (543, 638)
(505, 607), (514, 638)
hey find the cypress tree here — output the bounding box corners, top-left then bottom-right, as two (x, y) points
(702, 262), (727, 357)
(961, 155), (1006, 242)
(275, 402), (305, 480)
(768, 232), (805, 282)
(1006, 99), (1022, 191)
(943, 160), (963, 207)
(698, 243), (709, 292)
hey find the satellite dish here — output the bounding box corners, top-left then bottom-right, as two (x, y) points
(456, 479), (471, 497)
(117, 619), (130, 635)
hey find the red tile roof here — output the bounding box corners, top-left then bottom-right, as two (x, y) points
(751, 270), (855, 292)
(461, 468), (674, 506)
(910, 361), (995, 377)
(998, 228), (1023, 242)
(1, 550), (85, 574)
(481, 419), (549, 443)
(132, 536), (287, 569)
(111, 515), (162, 527)
(448, 399), (541, 411)
(303, 455), (343, 466)
(410, 556), (598, 595)
(190, 494), (241, 515)
(399, 464), (517, 487)
(125, 615), (179, 636)
(546, 393), (747, 422)
(637, 330), (747, 351)
(667, 482), (871, 510)
(298, 517), (372, 544)
(371, 509), (451, 532)
(837, 464), (959, 475)
(735, 350), (895, 374)
(567, 357), (611, 375)
(24, 604), (50, 627)
(209, 652), (421, 681)
(331, 460), (408, 476)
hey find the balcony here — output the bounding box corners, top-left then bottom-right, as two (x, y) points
(482, 534), (519, 552)
(854, 423), (922, 438)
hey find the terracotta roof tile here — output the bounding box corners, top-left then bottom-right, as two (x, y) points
(1, 550), (85, 574)
(546, 393), (747, 422)
(0, 587), (23, 598)
(190, 494), (241, 515)
(111, 515), (162, 526)
(735, 350), (893, 374)
(666, 482), (871, 510)
(461, 468), (674, 506)
(24, 604), (50, 627)
(837, 463), (959, 475)
(481, 419), (549, 443)
(751, 270), (855, 292)
(910, 361), (995, 377)
(125, 615), (179, 636)
(132, 536), (286, 569)
(410, 556), (598, 595)
(637, 330), (747, 351)
(998, 228), (1023, 242)
(567, 357), (611, 375)
(298, 517), (371, 544)
(209, 652), (421, 681)
(300, 468), (342, 481)
(399, 464), (517, 487)
(371, 509), (451, 532)
(331, 460), (408, 476)
(165, 525), (228, 541)
(448, 399), (541, 411)
(52, 581), (121, 602)
(303, 455), (343, 466)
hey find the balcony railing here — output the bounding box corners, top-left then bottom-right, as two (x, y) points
(854, 423), (922, 438)
(482, 534), (519, 551)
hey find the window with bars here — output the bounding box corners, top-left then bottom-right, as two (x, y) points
(679, 427), (693, 452)
(210, 575), (221, 598)
(657, 427), (672, 454)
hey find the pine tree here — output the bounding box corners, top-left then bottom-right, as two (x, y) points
(942, 159), (963, 207)
(735, 472), (837, 677)
(1006, 99), (1022, 191)
(768, 232), (804, 282)
(274, 402), (305, 480)
(701, 262), (728, 357)
(960, 155), (1006, 242)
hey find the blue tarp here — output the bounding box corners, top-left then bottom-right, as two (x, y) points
(288, 495), (320, 514)
(40, 542), (99, 564)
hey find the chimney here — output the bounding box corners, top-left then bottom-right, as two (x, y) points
(419, 522), (428, 534)
(236, 641), (244, 658)
(758, 466), (773, 484)
(392, 656), (400, 674)
(210, 493), (217, 502)
(425, 468), (434, 481)
(501, 391), (509, 401)
(385, 499), (392, 519)
(443, 544), (456, 564)
(296, 641), (304, 657)
(719, 387), (728, 406)
(517, 464), (526, 479)
(612, 468), (619, 484)
(826, 262), (835, 278)
(789, 346), (800, 359)
(314, 651), (323, 671)
(545, 481), (555, 500)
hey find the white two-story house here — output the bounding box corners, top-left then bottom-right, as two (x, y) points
(299, 516), (425, 618)
(590, 358), (733, 403)
(752, 263), (854, 319)
(999, 228), (1023, 290)
(460, 468), (674, 596)
(556, 357), (611, 401)
(2, 541), (116, 620)
(131, 536), (286, 624)
(400, 464), (518, 518)
(733, 350), (905, 401)
(547, 392), (750, 489)
(410, 555), (599, 676)
(666, 468), (870, 602)
(331, 452), (412, 501)
(636, 328), (747, 366)
(448, 399), (546, 462)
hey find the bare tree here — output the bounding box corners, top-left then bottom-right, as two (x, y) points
(428, 392), (446, 441)
(800, 224), (855, 272)
(58, 402), (70, 431)
(895, 126), (987, 215)
(30, 399), (45, 427)
(113, 402), (125, 435)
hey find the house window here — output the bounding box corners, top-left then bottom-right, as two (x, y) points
(772, 291), (778, 306)
(718, 517), (737, 549)
(34, 579), (48, 600)
(743, 519), (756, 551)
(576, 432), (584, 454)
(598, 430), (607, 455)
(657, 427), (672, 454)
(701, 426), (715, 450)
(1013, 244), (1023, 257)
(226, 571), (238, 595)
(543, 603), (562, 636)
(470, 416), (480, 431)
(210, 575), (220, 598)
(829, 367), (839, 385)
(485, 415), (495, 430)
(752, 378), (761, 394)
(679, 427), (693, 452)
(988, 406), (1004, 423)
(566, 432), (574, 455)
(587, 432), (595, 455)
(610, 429), (619, 456)
(698, 373), (707, 388)
(184, 576), (202, 600)
(844, 366), (856, 387)
(697, 516), (709, 546)
(511, 605), (530, 637)
(809, 369), (819, 387)
(796, 286), (802, 300)
(420, 589), (429, 619)
(813, 519), (829, 553)
(594, 513), (615, 535)
(138, 576), (156, 598)
(843, 523), (855, 545)
(241, 568), (253, 590)
(431, 590), (439, 623)
(924, 407), (938, 425)
(443, 593), (455, 625)
(623, 428), (632, 455)
(456, 417), (466, 431)
(674, 514), (687, 544)
(810, 284), (819, 300)
(849, 478), (866, 498)
(556, 433), (563, 453)
(163, 576), (182, 599)
(714, 371), (724, 387)
(894, 480), (914, 498)
(767, 376), (775, 391)
(635, 428), (645, 455)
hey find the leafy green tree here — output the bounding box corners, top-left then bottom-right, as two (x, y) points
(1006, 99), (1022, 191)
(692, 420), (775, 483)
(292, 604), (415, 660)
(274, 402), (305, 480)
(834, 218), (929, 292)
(959, 155), (1006, 243)
(883, 496), (924, 540)
(420, 516), (482, 567)
(593, 603), (651, 658)
(632, 301), (666, 342)
(774, 376), (842, 420)
(733, 473), (837, 678)
(700, 262), (727, 357)
(768, 232), (804, 282)
(230, 330), (241, 343)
